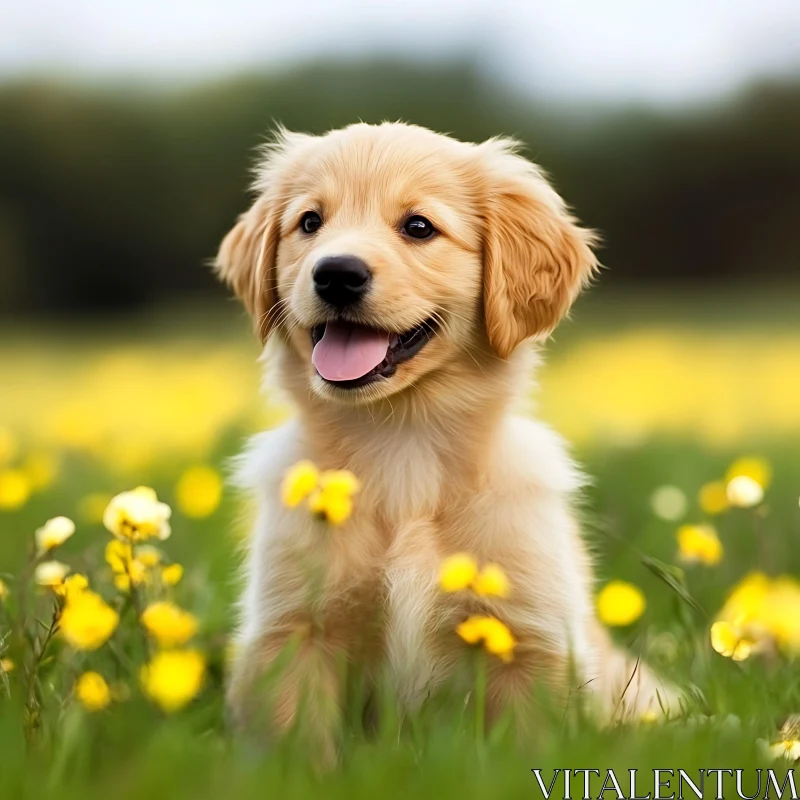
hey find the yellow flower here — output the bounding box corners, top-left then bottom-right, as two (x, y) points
(308, 470), (361, 526)
(0, 468), (31, 510)
(759, 719), (800, 761)
(0, 579), (8, 601)
(281, 461), (320, 508)
(760, 576), (800, 653)
(764, 740), (800, 762)
(136, 545), (162, 568)
(309, 488), (353, 525)
(456, 615), (516, 662)
(710, 572), (800, 654)
(698, 481), (729, 515)
(282, 463), (360, 524)
(439, 553), (479, 593)
(650, 485), (687, 521)
(596, 580), (646, 627)
(105, 539), (133, 573)
(161, 563), (184, 586)
(473, 563), (510, 598)
(455, 615), (484, 644)
(35, 560), (70, 587)
(105, 540), (147, 591)
(103, 486), (172, 542)
(78, 493), (113, 524)
(719, 571), (771, 625)
(35, 516), (75, 553)
(75, 672), (111, 712)
(726, 457), (772, 489)
(175, 465), (223, 519)
(710, 620), (754, 661)
(319, 469), (361, 497)
(481, 617), (517, 662)
(113, 560), (147, 593)
(23, 451), (59, 491)
(140, 649), (206, 712)
(60, 590), (119, 651)
(677, 524), (723, 566)
(1, 658), (14, 673)
(141, 601), (198, 648)
(54, 573), (89, 602)
(726, 475), (764, 508)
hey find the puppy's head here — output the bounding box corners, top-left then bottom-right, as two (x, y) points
(216, 123), (597, 405)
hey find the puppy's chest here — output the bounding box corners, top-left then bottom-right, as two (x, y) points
(351, 430), (445, 525)
(319, 489), (486, 614)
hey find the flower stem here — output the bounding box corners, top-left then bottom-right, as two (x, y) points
(24, 602), (61, 741)
(124, 543), (151, 658)
(474, 652), (486, 743)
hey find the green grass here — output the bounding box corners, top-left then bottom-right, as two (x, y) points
(1, 435), (799, 799)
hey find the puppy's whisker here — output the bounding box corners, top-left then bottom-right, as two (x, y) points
(431, 308), (468, 328)
(264, 297), (291, 332)
(268, 303), (296, 335)
(462, 345), (488, 376)
(379, 395), (397, 429)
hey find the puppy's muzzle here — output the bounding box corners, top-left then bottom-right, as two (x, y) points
(312, 255), (372, 308)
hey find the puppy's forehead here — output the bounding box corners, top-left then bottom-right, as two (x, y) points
(282, 125), (482, 236)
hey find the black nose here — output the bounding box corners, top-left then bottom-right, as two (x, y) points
(312, 256), (371, 307)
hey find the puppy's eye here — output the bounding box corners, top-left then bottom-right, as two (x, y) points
(300, 211), (322, 234)
(403, 215), (435, 240)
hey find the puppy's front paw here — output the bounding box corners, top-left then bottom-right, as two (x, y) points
(226, 635), (342, 770)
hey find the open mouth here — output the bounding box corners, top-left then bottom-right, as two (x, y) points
(311, 318), (437, 389)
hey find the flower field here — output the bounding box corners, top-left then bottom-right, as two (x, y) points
(1, 295), (800, 798)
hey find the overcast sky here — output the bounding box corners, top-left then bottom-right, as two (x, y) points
(3, 0), (800, 104)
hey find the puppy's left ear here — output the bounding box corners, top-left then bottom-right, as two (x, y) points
(480, 139), (599, 358)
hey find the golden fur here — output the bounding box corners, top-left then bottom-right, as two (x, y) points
(216, 122), (677, 759)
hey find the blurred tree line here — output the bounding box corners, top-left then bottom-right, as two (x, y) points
(1, 59), (798, 315)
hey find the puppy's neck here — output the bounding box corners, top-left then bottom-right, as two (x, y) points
(274, 341), (537, 478)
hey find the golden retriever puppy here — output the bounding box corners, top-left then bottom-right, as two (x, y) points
(216, 122), (677, 757)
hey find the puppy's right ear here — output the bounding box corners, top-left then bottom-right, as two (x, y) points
(215, 197), (279, 342)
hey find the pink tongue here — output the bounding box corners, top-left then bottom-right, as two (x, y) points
(312, 322), (390, 382)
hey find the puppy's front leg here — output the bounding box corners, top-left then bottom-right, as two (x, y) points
(483, 640), (570, 739)
(227, 621), (343, 767)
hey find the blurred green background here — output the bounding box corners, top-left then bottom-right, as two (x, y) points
(1, 67), (799, 314)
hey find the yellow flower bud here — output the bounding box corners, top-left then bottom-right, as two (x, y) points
(35, 560), (70, 588)
(676, 524), (723, 566)
(281, 461), (320, 508)
(473, 563), (510, 598)
(75, 672), (111, 712)
(161, 563), (184, 586)
(141, 601), (198, 648)
(596, 580), (646, 627)
(60, 591), (119, 651)
(439, 553), (479, 593)
(140, 650), (206, 713)
(726, 475), (764, 508)
(35, 516), (75, 553)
